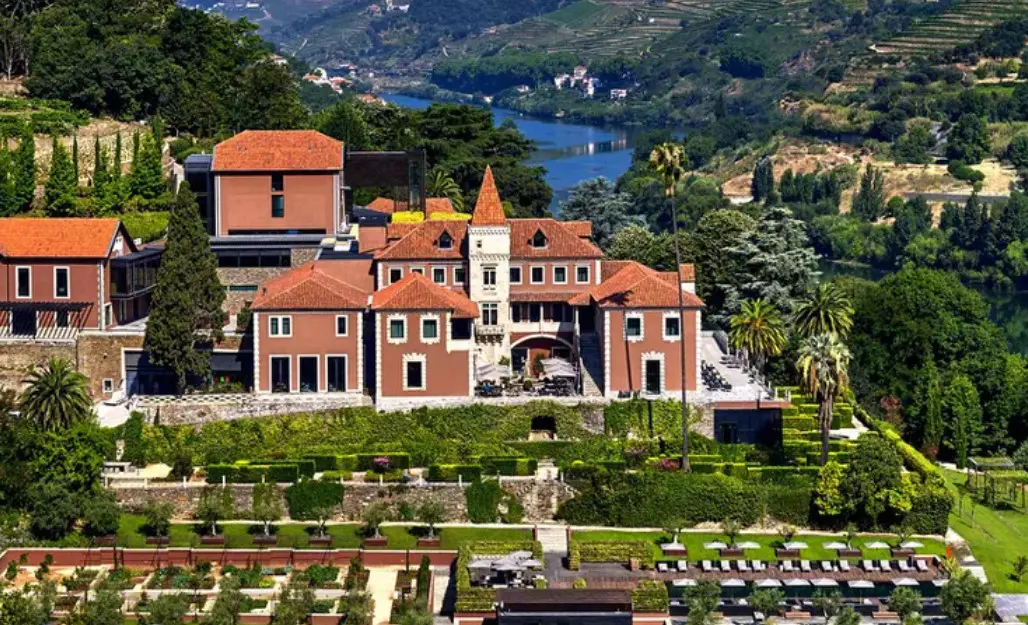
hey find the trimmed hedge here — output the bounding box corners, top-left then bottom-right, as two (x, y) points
(206, 462), (300, 483)
(574, 540), (655, 569)
(320, 470), (353, 481)
(478, 456), (538, 476)
(632, 580), (670, 612)
(284, 480), (344, 520)
(455, 588), (496, 612)
(783, 415), (817, 431)
(355, 453), (410, 471)
(503, 440), (574, 459)
(427, 464), (483, 482)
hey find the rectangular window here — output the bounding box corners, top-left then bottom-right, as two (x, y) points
(626, 315), (643, 338)
(411, 267), (424, 275)
(56, 310), (69, 328)
(482, 303), (498, 326)
(576, 265), (590, 284)
(510, 266), (522, 284)
(389, 318), (406, 340)
(432, 267), (446, 284)
(54, 267), (69, 299)
(327, 356), (347, 392)
(422, 317), (439, 340)
(104, 304), (112, 328)
(271, 173), (284, 193)
(664, 315), (681, 339)
(483, 267), (496, 287)
(269, 315), (292, 337)
(299, 356), (318, 393)
(336, 315), (348, 337)
(454, 266), (466, 284)
(271, 194), (285, 218)
(270, 356), (290, 393)
(389, 267), (403, 284)
(405, 360), (425, 390)
(15, 266), (30, 298)
(530, 266), (544, 284)
(529, 304), (541, 322)
(553, 266), (567, 284)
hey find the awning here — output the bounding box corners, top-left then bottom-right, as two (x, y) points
(541, 358), (576, 379)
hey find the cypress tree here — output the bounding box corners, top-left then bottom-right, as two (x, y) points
(144, 188), (225, 393)
(113, 132), (123, 180)
(921, 359), (944, 459)
(12, 129), (35, 213)
(129, 133), (165, 200)
(44, 136), (76, 216)
(0, 141), (13, 216)
(750, 157), (774, 203)
(71, 135), (79, 185)
(131, 132), (140, 167)
(93, 137), (109, 196)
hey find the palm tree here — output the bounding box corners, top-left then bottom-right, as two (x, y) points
(19, 357), (92, 432)
(649, 141), (691, 472)
(729, 299), (787, 374)
(792, 283), (854, 339)
(796, 334), (851, 466)
(426, 169), (465, 212)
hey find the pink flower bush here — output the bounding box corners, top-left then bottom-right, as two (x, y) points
(372, 456), (391, 472)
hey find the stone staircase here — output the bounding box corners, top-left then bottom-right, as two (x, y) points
(536, 525), (569, 557)
(578, 333), (604, 397)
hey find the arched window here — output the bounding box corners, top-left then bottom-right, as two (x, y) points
(531, 230), (548, 248)
(438, 231), (453, 250)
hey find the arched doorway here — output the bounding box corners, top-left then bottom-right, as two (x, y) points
(530, 415), (557, 441)
(510, 335), (574, 377)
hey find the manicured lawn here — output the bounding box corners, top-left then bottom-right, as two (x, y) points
(113, 515), (530, 550)
(945, 469), (1028, 593)
(573, 530), (946, 563)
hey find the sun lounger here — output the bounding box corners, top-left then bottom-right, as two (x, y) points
(753, 560), (765, 572)
(658, 562), (669, 572)
(720, 560), (732, 572)
(916, 560), (930, 573)
(880, 560), (892, 572)
(702, 560), (713, 572)
(782, 560), (794, 572)
(738, 560), (750, 572)
(839, 560), (851, 572)
(801, 560), (812, 573)
(898, 560), (911, 572)
(821, 561), (834, 572)
(678, 561), (689, 572)
(863, 560), (877, 572)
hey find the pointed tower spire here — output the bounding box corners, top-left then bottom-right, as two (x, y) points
(471, 165), (506, 226)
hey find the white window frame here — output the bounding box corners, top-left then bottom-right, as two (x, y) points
(269, 355), (292, 392)
(453, 266), (466, 285)
(663, 312), (682, 342)
(530, 265), (545, 285)
(297, 354), (320, 393)
(326, 354), (348, 392)
(387, 314), (407, 345)
(483, 266), (497, 288)
(104, 303), (113, 328)
(481, 302), (499, 326)
(553, 265), (568, 285)
(388, 266), (403, 284)
(53, 266), (70, 299)
(102, 378), (115, 393)
(510, 265), (523, 285)
(14, 266), (30, 299)
(431, 266), (447, 285)
(402, 353), (427, 391)
(269, 315), (293, 337)
(335, 314), (348, 337)
(625, 312), (644, 342)
(642, 352), (666, 395)
(575, 265), (591, 284)
(420, 314), (441, 345)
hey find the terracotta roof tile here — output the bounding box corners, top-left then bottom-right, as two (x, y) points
(385, 222), (419, 241)
(371, 272), (479, 318)
(426, 198), (455, 214)
(679, 264), (696, 281)
(510, 292), (573, 303)
(509, 219), (603, 259)
(0, 217), (124, 259)
(569, 260), (704, 309)
(470, 165), (506, 226)
(376, 221), (468, 260)
(367, 197), (407, 214)
(562, 221), (592, 238)
(251, 262), (369, 311)
(213, 130), (343, 172)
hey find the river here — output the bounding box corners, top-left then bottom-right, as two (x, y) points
(383, 94), (637, 209)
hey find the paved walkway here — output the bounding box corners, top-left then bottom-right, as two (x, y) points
(366, 567), (398, 625)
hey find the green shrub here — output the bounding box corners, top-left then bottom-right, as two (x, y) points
(303, 455), (339, 472)
(337, 455), (359, 471)
(783, 415), (817, 431)
(689, 462), (723, 474)
(466, 480), (504, 523)
(320, 470), (353, 481)
(121, 412), (147, 466)
(427, 464), (483, 482)
(632, 580), (669, 612)
(503, 440), (574, 459)
(568, 540), (581, 570)
(905, 480), (952, 534)
(577, 541), (654, 569)
(355, 453), (411, 471)
(284, 481), (344, 521)
(478, 456), (538, 476)
(455, 588), (496, 612)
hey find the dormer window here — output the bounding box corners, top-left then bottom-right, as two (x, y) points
(438, 232), (453, 250)
(531, 230), (548, 248)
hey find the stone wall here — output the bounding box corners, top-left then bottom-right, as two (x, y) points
(136, 393), (370, 426)
(0, 340), (76, 392)
(112, 479), (577, 523)
(76, 331), (143, 398)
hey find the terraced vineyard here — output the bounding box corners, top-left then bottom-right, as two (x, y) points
(874, 0), (1028, 55)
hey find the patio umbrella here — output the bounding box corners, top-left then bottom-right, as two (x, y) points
(468, 560), (494, 570)
(811, 579), (839, 587)
(521, 559), (542, 568)
(756, 579), (783, 588)
(736, 541), (761, 550)
(673, 579), (698, 587)
(704, 541), (729, 550)
(784, 579), (811, 587)
(541, 358), (576, 378)
(865, 541), (890, 550)
(510, 551), (533, 559)
(900, 541), (924, 549)
(495, 562), (522, 572)
(848, 580), (875, 589)
(784, 541), (808, 550)
(824, 542), (849, 550)
(721, 579), (746, 587)
(476, 362), (502, 382)
(892, 578), (919, 586)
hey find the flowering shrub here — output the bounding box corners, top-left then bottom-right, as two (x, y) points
(372, 456), (390, 472)
(656, 458), (680, 472)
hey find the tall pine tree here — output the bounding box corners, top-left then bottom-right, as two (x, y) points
(144, 188), (226, 393)
(71, 135), (79, 186)
(12, 129), (35, 213)
(44, 136), (76, 216)
(129, 133), (165, 199)
(113, 133), (123, 180)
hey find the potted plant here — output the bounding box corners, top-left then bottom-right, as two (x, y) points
(144, 503), (173, 546)
(417, 501), (445, 547)
(196, 487), (232, 545)
(891, 526), (915, 557)
(661, 518), (688, 557)
(251, 482), (282, 546)
(362, 503), (390, 547)
(840, 524), (862, 558)
(775, 525), (799, 558)
(720, 519), (744, 557)
(309, 503), (335, 548)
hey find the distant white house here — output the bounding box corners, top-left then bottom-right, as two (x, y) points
(515, 85), (531, 94)
(554, 74), (571, 89)
(610, 88), (628, 100)
(585, 77), (599, 97)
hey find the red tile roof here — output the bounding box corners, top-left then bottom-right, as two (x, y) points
(569, 260), (704, 309)
(471, 165), (506, 226)
(562, 221), (592, 238)
(213, 130), (343, 172)
(251, 262), (369, 311)
(371, 272), (479, 318)
(385, 222), (419, 241)
(375, 221), (468, 260)
(679, 264), (696, 281)
(510, 292), (574, 303)
(0, 217), (125, 259)
(509, 219), (603, 259)
(368, 197), (455, 215)
(426, 197), (455, 214)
